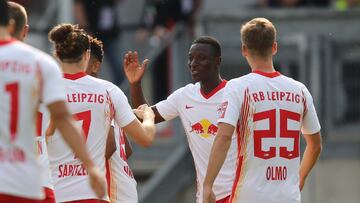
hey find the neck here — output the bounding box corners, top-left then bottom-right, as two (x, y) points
(0, 27), (11, 40)
(61, 62), (85, 74)
(247, 55), (275, 73)
(90, 72), (99, 78)
(200, 75), (223, 94)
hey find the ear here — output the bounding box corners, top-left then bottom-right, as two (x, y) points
(215, 56), (221, 67)
(84, 49), (90, 62)
(242, 44), (247, 57)
(85, 57), (94, 75)
(272, 42), (278, 55)
(81, 50), (91, 71)
(93, 60), (101, 74)
(22, 24), (29, 41)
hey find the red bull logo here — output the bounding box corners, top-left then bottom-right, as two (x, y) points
(190, 119), (218, 138)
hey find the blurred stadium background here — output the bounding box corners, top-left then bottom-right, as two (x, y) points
(16, 0), (359, 202)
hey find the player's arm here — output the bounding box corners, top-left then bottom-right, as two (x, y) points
(299, 132), (322, 191)
(124, 51), (165, 123)
(124, 134), (133, 158)
(299, 86), (322, 191)
(122, 105), (156, 147)
(105, 126), (117, 160)
(47, 101), (106, 198)
(73, 0), (88, 29)
(203, 123), (235, 203)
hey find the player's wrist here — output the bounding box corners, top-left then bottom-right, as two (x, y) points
(129, 80), (142, 86)
(84, 159), (96, 171)
(203, 181), (214, 190)
(143, 113), (155, 121)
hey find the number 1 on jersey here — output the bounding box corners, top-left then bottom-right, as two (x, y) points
(5, 82), (19, 141)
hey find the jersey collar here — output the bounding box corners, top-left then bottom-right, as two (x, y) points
(200, 80), (227, 99)
(63, 72), (87, 80)
(252, 70), (281, 78)
(0, 38), (16, 46)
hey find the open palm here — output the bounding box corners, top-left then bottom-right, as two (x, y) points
(124, 51), (149, 84)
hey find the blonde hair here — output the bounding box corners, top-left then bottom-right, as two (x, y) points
(240, 18), (276, 57)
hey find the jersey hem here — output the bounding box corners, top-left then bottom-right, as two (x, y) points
(155, 104), (173, 121)
(215, 192), (232, 201)
(0, 189), (44, 200)
(218, 118), (237, 128)
(55, 194), (109, 203)
(302, 127), (321, 135)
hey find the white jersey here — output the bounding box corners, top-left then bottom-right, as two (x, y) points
(47, 73), (136, 202)
(0, 39), (65, 199)
(107, 124), (137, 203)
(156, 80), (237, 202)
(218, 71), (321, 203)
(37, 106), (54, 189)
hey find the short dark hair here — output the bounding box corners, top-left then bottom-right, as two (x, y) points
(8, 1), (27, 37)
(89, 36), (104, 63)
(192, 36), (221, 57)
(0, 0), (9, 26)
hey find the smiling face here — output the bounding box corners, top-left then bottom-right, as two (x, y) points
(188, 43), (220, 83)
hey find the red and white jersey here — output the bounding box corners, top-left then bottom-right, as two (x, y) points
(0, 39), (65, 199)
(107, 124), (137, 203)
(218, 71), (321, 203)
(155, 80), (237, 203)
(47, 73), (136, 202)
(36, 106), (54, 190)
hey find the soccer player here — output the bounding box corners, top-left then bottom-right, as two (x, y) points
(8, 2), (56, 202)
(7, 1), (28, 41)
(203, 18), (322, 203)
(124, 36), (237, 203)
(0, 0), (106, 202)
(46, 23), (155, 203)
(86, 37), (138, 203)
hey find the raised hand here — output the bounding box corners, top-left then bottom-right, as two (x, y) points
(123, 51), (149, 84)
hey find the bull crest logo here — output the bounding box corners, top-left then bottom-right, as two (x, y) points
(190, 119), (218, 138)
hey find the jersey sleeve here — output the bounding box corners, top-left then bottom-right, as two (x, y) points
(301, 86), (321, 135)
(110, 85), (136, 128)
(155, 88), (183, 121)
(217, 80), (242, 127)
(39, 56), (66, 105)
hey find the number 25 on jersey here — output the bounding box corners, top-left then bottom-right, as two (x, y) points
(253, 109), (300, 160)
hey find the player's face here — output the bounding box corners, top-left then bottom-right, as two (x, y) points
(188, 43), (218, 82)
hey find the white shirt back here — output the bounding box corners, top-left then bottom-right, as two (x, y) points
(107, 124), (137, 203)
(47, 73), (135, 202)
(156, 81), (237, 202)
(218, 71), (321, 203)
(0, 39), (65, 199)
